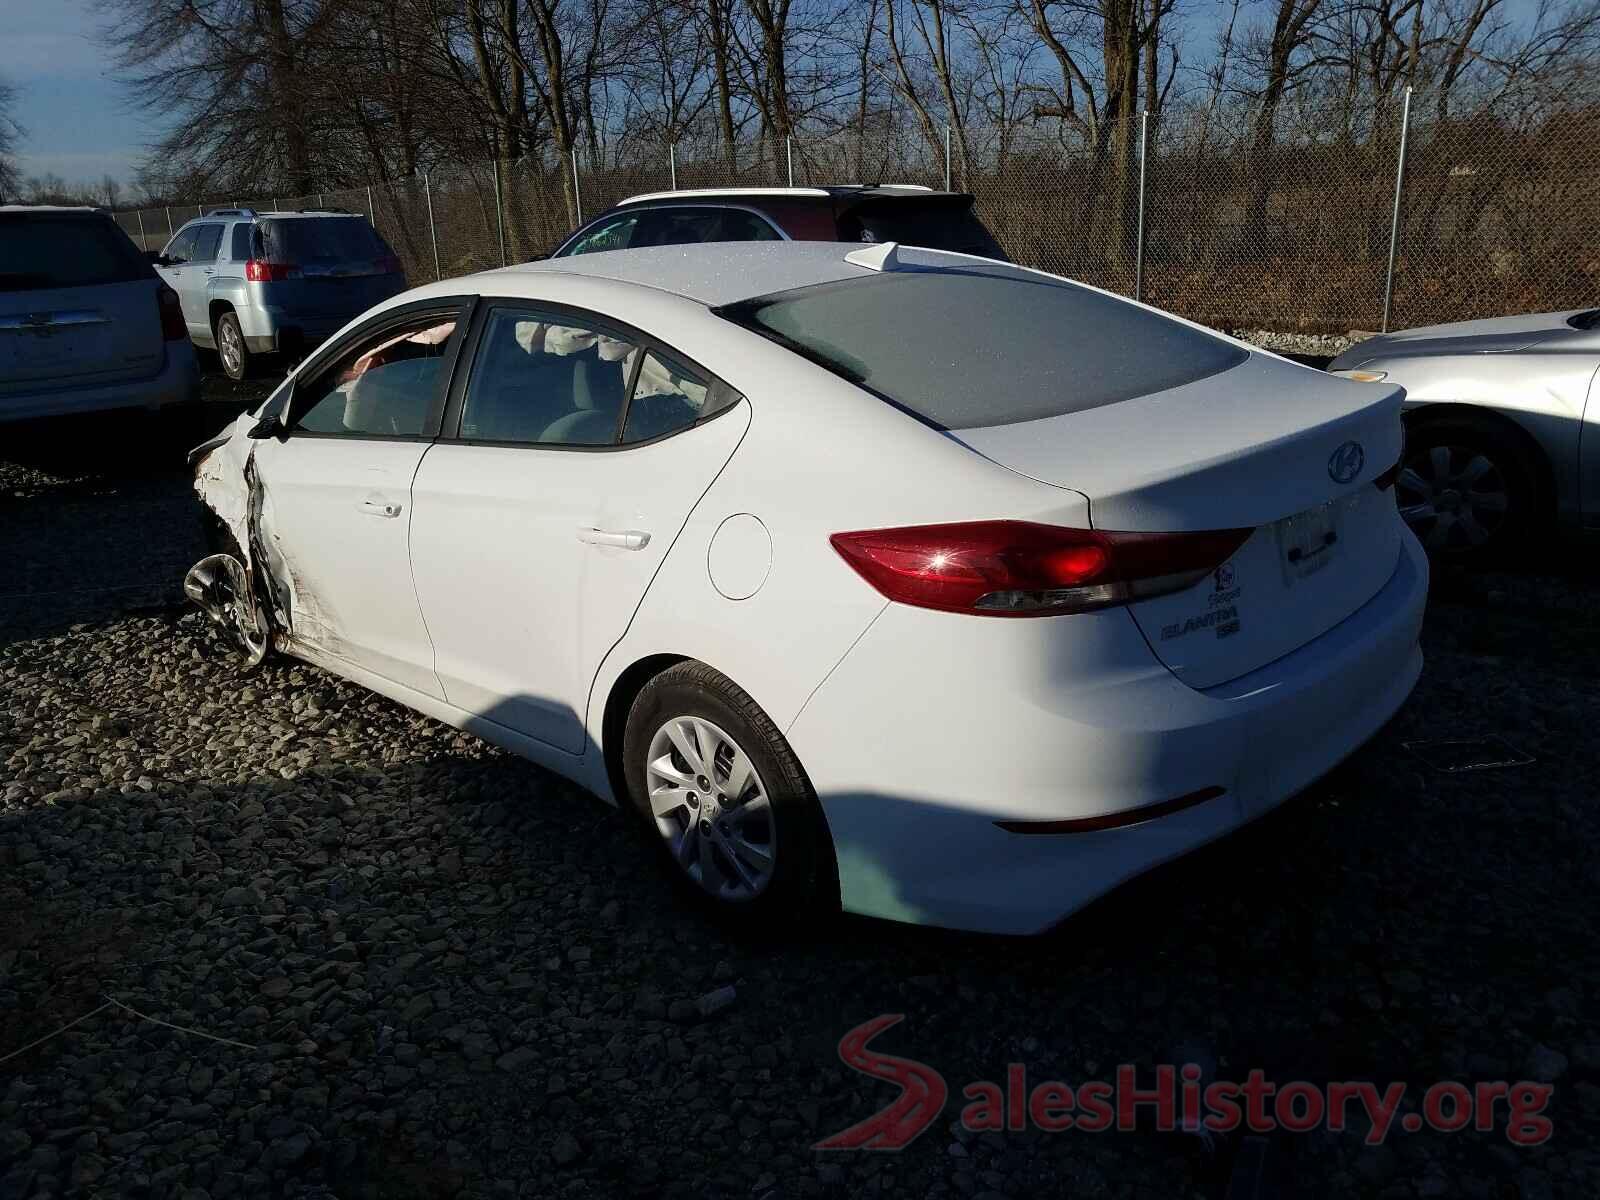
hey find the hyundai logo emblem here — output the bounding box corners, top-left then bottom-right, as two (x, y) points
(1328, 441), (1365, 484)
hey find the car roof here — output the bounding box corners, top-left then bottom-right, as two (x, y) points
(468, 240), (1005, 308)
(615, 184), (948, 207)
(0, 205), (108, 214)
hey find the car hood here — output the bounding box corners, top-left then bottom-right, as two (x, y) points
(1332, 309), (1596, 368)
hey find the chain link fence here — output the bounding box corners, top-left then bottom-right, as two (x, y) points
(111, 92), (1599, 335)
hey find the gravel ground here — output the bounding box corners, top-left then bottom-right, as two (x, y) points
(1, 368), (1596, 1199)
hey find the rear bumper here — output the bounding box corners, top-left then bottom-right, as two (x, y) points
(0, 340), (201, 423)
(788, 529), (1428, 934)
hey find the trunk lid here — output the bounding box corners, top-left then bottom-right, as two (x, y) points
(955, 354), (1406, 688)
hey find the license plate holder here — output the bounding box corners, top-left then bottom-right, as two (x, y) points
(1274, 499), (1343, 583)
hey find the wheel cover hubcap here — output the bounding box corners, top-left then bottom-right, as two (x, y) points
(1396, 444), (1510, 550)
(645, 716), (775, 900)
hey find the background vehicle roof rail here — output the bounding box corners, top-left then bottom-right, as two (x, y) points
(207, 207), (257, 218)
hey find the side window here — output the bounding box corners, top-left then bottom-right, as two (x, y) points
(290, 313), (459, 437)
(634, 207), (781, 248)
(164, 228), (197, 264)
(460, 308), (636, 445)
(563, 213), (640, 256)
(621, 351), (736, 444)
(191, 224), (224, 263)
(714, 210), (783, 242)
(230, 223), (254, 261)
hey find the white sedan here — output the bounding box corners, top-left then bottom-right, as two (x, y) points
(185, 242), (1427, 935)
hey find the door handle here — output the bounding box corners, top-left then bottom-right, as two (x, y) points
(359, 499), (402, 518)
(577, 527), (651, 551)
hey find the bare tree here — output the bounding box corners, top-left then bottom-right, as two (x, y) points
(0, 78), (23, 201)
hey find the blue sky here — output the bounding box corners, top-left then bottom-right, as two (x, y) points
(1, 0), (161, 187)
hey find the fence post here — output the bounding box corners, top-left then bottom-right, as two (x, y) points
(669, 142), (677, 191)
(1382, 86), (1414, 333)
(273, 198), (282, 212)
(944, 125), (952, 191)
(1134, 110), (1149, 303)
(366, 185), (374, 220)
(786, 136), (794, 186)
(492, 157), (508, 267)
(196, 205), (204, 219)
(424, 173), (442, 282)
(316, 193), (325, 210)
(571, 150), (583, 225)
(164, 207), (173, 236)
(136, 210), (146, 249)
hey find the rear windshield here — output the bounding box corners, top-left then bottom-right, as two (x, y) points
(720, 270), (1248, 430)
(259, 217), (391, 264)
(0, 214), (150, 292)
(840, 198), (1006, 260)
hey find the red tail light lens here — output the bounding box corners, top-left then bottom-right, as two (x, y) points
(245, 259), (298, 282)
(829, 521), (1252, 617)
(156, 284), (186, 341)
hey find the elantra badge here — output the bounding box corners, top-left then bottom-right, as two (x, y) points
(1328, 441), (1365, 484)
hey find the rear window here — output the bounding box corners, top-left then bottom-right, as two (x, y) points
(839, 197), (1006, 260)
(259, 217), (391, 264)
(720, 270), (1249, 430)
(0, 214), (150, 292)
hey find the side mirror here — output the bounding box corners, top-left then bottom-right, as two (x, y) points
(247, 413), (280, 440)
(146, 251), (170, 267)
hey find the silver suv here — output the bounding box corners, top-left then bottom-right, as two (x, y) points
(153, 208), (407, 381)
(2, 205), (200, 423)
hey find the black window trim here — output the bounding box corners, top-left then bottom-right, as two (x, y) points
(440, 296), (745, 453)
(278, 295), (478, 444)
(552, 202), (790, 258)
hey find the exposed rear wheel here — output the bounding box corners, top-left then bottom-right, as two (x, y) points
(622, 662), (833, 927)
(1396, 417), (1539, 563)
(215, 311), (251, 382)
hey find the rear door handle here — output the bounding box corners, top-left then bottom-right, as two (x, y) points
(577, 527), (650, 551)
(359, 498), (403, 518)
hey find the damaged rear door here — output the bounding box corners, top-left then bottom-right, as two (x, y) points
(242, 301), (468, 696)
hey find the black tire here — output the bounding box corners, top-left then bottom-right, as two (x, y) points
(215, 310), (252, 383)
(621, 661), (834, 927)
(1397, 415), (1542, 564)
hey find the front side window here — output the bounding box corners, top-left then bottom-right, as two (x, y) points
(461, 308), (637, 445)
(164, 227), (198, 265)
(190, 224), (225, 264)
(291, 313), (459, 437)
(561, 213), (641, 257)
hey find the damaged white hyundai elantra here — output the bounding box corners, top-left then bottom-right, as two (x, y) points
(185, 241), (1427, 935)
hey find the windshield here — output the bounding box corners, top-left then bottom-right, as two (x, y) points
(719, 269), (1248, 430)
(0, 214), (150, 292)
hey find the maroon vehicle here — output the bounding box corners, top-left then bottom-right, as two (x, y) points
(548, 185), (1007, 262)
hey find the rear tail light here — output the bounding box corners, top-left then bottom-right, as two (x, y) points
(157, 284), (186, 341)
(829, 521), (1252, 617)
(246, 259), (299, 282)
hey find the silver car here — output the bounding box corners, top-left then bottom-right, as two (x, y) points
(2, 205), (200, 423)
(1329, 309), (1600, 560)
(152, 208), (407, 381)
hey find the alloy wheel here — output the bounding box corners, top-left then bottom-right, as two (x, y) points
(219, 320), (242, 377)
(645, 716), (776, 901)
(1396, 444), (1510, 551)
